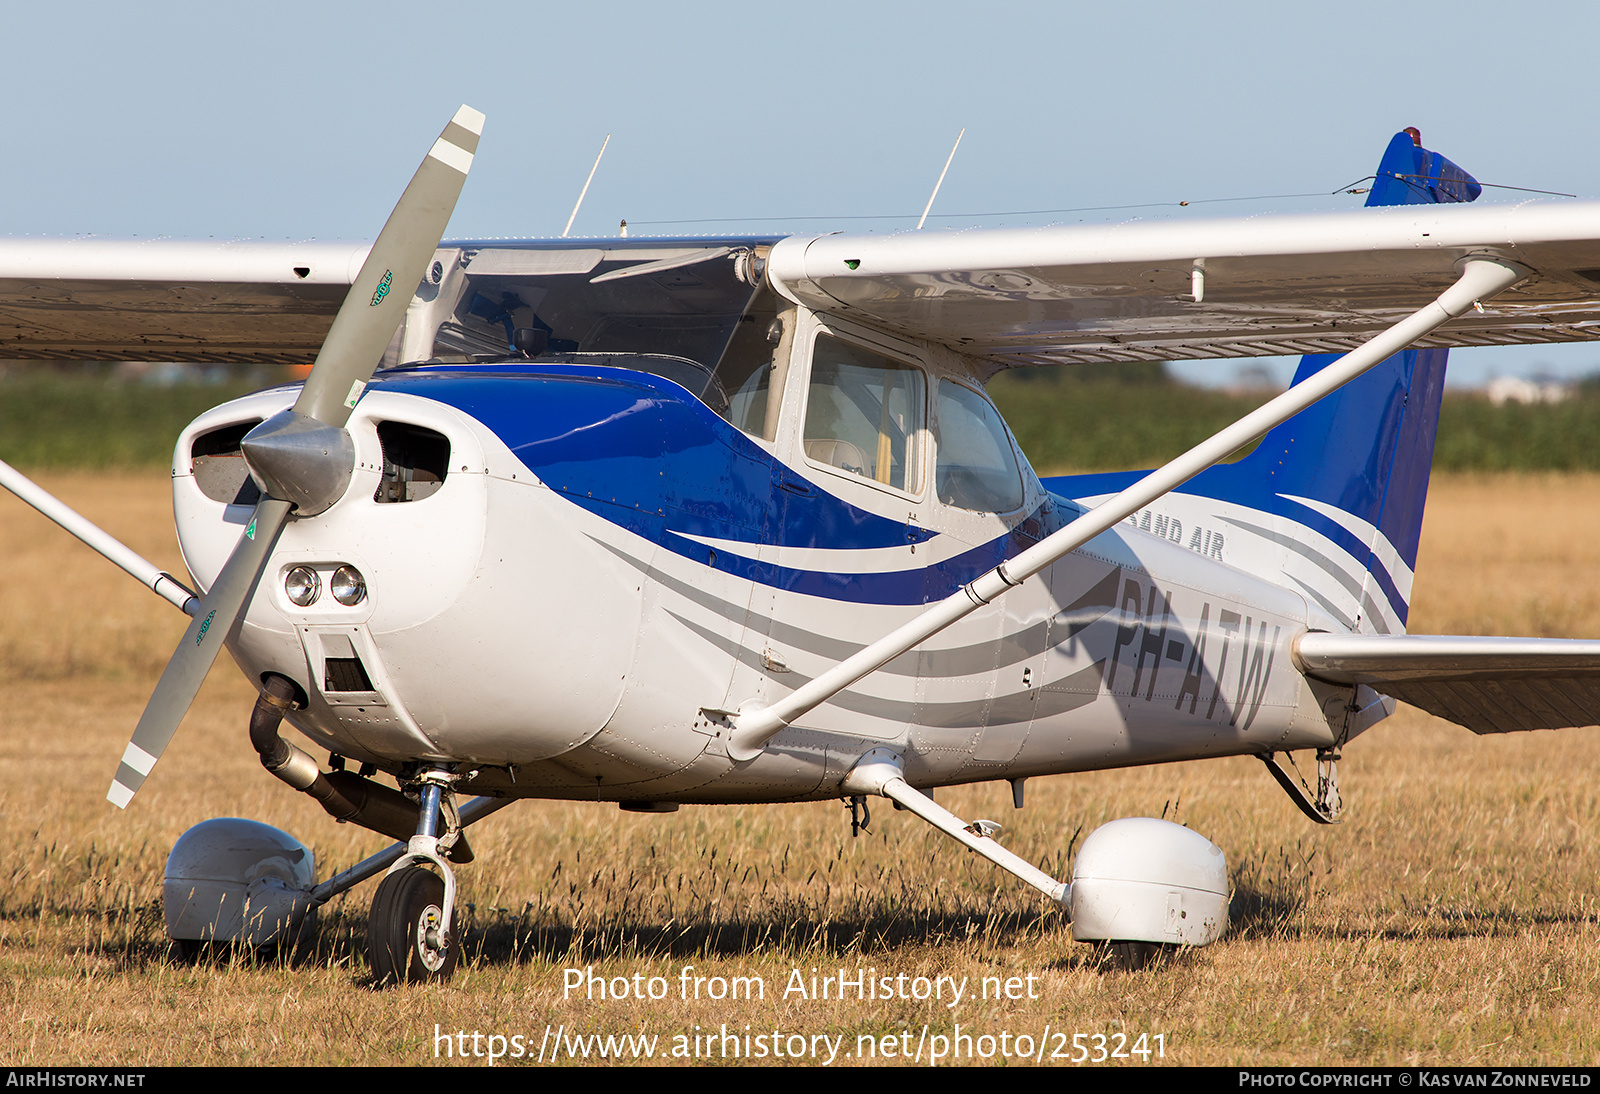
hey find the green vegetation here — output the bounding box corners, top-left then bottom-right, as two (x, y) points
(0, 367), (286, 469)
(1433, 391), (1600, 472)
(5, 363), (1600, 474)
(989, 369), (1269, 475)
(991, 365), (1600, 476)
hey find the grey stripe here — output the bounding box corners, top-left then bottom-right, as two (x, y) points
(1223, 516), (1365, 601)
(1228, 519), (1396, 631)
(669, 611), (1104, 728)
(1359, 587), (1393, 634)
(1288, 573), (1358, 632)
(591, 534), (1122, 678)
(114, 762), (146, 793)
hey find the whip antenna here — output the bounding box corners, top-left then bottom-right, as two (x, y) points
(562, 134), (611, 238)
(917, 128), (965, 230)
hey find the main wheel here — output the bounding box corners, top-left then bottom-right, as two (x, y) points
(368, 866), (458, 986)
(1102, 940), (1175, 971)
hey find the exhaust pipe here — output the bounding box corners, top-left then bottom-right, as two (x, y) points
(249, 675), (473, 863)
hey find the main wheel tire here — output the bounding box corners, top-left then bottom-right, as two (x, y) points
(368, 866), (458, 986)
(1103, 940), (1174, 971)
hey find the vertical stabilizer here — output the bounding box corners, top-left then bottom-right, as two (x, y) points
(1045, 130), (1479, 635)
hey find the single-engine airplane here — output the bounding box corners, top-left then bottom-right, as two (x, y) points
(8, 108), (1600, 983)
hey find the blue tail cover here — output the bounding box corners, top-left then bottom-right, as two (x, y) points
(1044, 130), (1477, 630)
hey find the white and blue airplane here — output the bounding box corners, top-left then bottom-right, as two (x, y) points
(6, 109), (1600, 983)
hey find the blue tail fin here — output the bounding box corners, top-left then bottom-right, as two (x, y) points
(1044, 129), (1479, 635)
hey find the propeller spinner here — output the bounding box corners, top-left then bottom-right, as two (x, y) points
(108, 105), (485, 808)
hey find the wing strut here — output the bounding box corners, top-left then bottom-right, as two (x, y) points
(724, 256), (1526, 760)
(843, 750), (1069, 905)
(0, 456), (198, 615)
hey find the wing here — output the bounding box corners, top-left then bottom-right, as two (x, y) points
(1295, 633), (1600, 735)
(0, 238), (370, 362)
(764, 201), (1600, 366)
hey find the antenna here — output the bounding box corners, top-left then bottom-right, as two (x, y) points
(561, 134), (611, 238)
(917, 128), (965, 230)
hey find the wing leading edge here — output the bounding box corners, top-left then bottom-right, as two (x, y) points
(1295, 632), (1600, 735)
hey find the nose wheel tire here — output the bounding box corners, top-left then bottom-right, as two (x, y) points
(368, 866), (458, 985)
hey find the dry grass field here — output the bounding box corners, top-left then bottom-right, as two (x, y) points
(3, 472), (1600, 1067)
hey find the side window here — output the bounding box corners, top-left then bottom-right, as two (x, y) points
(803, 334), (925, 494)
(935, 380), (1024, 513)
(711, 296), (788, 441)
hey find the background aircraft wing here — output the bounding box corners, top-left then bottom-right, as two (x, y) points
(764, 201), (1600, 366)
(0, 239), (370, 362)
(1295, 633), (1600, 735)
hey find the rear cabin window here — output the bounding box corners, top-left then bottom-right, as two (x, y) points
(934, 380), (1024, 513)
(802, 335), (925, 494)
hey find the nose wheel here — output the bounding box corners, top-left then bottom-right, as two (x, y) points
(368, 865), (458, 985)
(367, 767), (465, 986)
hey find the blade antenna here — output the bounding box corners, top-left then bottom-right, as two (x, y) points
(562, 134), (611, 238)
(917, 128), (965, 230)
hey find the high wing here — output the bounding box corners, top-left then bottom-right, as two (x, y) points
(0, 239), (369, 362)
(12, 201), (1600, 367)
(764, 201), (1600, 366)
(1295, 633), (1600, 736)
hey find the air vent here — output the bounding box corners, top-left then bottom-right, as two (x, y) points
(374, 421), (450, 503)
(324, 656), (374, 693)
(190, 420), (264, 505)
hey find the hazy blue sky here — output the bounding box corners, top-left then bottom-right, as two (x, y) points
(7, 0), (1597, 386)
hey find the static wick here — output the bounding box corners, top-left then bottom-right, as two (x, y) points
(562, 134), (611, 239)
(917, 128), (965, 230)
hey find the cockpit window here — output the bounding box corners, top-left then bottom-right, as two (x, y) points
(710, 300), (789, 441)
(803, 335), (925, 493)
(935, 380), (1024, 513)
(401, 244), (789, 425)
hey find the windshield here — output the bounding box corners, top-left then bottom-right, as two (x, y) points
(406, 240), (774, 373)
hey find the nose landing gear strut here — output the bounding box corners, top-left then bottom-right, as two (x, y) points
(368, 765), (467, 985)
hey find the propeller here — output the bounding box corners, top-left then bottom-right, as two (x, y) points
(108, 105), (485, 809)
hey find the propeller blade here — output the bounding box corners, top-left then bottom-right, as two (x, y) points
(293, 104), (484, 429)
(108, 499), (292, 808)
(112, 105), (484, 807)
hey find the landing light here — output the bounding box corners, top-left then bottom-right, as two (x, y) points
(331, 565), (367, 606)
(285, 567), (320, 607)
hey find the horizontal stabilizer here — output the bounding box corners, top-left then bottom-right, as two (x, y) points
(1294, 633), (1600, 735)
